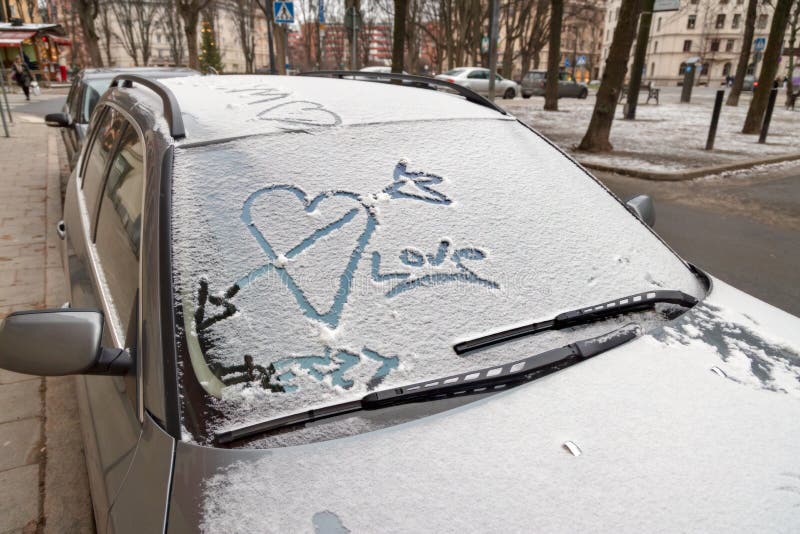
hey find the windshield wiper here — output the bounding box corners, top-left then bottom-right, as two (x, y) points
(453, 289), (697, 355)
(214, 323), (641, 445)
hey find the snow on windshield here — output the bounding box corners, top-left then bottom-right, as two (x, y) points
(171, 118), (705, 436)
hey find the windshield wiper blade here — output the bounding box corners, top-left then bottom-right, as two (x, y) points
(214, 323), (641, 445)
(454, 289), (697, 355)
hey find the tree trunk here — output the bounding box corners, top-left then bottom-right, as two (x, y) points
(577, 0), (641, 152)
(178, 1), (211, 71)
(726, 0), (758, 107)
(392, 0), (408, 75)
(624, 0), (654, 120)
(273, 23), (287, 74)
(544, 0), (563, 111)
(784, 1), (799, 107)
(742, 0), (793, 133)
(77, 0), (103, 67)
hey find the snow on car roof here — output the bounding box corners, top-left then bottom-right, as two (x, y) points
(157, 75), (511, 145)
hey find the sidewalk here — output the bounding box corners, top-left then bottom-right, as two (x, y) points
(504, 86), (800, 179)
(0, 106), (93, 532)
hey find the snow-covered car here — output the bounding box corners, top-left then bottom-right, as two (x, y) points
(436, 67), (520, 99)
(1, 73), (799, 533)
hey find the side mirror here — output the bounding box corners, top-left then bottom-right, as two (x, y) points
(0, 309), (131, 376)
(625, 194), (656, 227)
(44, 112), (71, 128)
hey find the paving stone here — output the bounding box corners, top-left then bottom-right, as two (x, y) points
(0, 378), (41, 424)
(0, 464), (40, 533)
(0, 417), (42, 471)
(0, 369), (39, 385)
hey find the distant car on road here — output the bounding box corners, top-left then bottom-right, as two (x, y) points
(435, 67), (519, 99)
(743, 75), (757, 91)
(45, 67), (196, 171)
(522, 70), (589, 99)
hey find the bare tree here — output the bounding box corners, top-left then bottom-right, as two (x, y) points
(784, 0), (800, 106)
(743, 0), (793, 133)
(161, 0), (186, 66)
(577, 0), (642, 152)
(98, 1), (114, 66)
(111, 0), (140, 66)
(392, 0), (409, 74)
(134, 0), (159, 66)
(518, 0), (550, 75)
(544, 0), (563, 111)
(75, 0), (104, 67)
(178, 0), (213, 70)
(232, 0), (257, 72)
(727, 0), (758, 106)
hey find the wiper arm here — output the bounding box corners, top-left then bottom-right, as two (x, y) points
(454, 289), (697, 355)
(214, 323), (640, 445)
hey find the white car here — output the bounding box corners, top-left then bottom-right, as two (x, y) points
(436, 67), (520, 99)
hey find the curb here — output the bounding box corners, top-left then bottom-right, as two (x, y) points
(577, 152), (800, 181)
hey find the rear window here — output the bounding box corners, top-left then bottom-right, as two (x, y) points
(526, 72), (545, 80)
(172, 119), (704, 440)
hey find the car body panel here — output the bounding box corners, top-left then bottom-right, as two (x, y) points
(167, 276), (800, 532)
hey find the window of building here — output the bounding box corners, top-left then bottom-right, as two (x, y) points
(757, 14), (768, 29)
(710, 39), (720, 52)
(657, 17), (661, 31)
(688, 15), (697, 29)
(723, 62), (732, 76)
(683, 40), (692, 52)
(700, 63), (709, 76)
(690, 0), (698, 4)
(732, 13), (741, 29)
(726, 39), (735, 52)
(650, 62), (655, 76)
(716, 14), (726, 29)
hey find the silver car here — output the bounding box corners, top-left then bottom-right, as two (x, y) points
(522, 70), (589, 99)
(435, 67), (520, 99)
(1, 73), (799, 533)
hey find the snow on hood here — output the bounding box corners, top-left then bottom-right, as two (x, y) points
(159, 75), (511, 145)
(168, 277), (800, 533)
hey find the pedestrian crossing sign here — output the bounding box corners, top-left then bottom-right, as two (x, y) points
(274, 1), (294, 23)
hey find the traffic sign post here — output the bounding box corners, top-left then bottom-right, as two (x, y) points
(576, 55), (586, 66)
(754, 37), (766, 52)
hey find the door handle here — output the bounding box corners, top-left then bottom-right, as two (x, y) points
(56, 220), (66, 240)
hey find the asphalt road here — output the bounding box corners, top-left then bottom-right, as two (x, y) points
(596, 164), (800, 316)
(18, 94), (798, 316)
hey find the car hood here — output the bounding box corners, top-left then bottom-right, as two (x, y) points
(168, 277), (800, 533)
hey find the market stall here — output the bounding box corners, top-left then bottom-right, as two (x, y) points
(0, 22), (71, 85)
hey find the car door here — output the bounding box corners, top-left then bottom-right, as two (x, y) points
(62, 104), (145, 533)
(466, 70), (489, 94)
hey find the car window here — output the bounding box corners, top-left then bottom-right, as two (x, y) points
(83, 78), (113, 123)
(81, 107), (123, 212)
(94, 123), (144, 346)
(172, 118), (706, 441)
(467, 70), (487, 79)
(66, 81), (81, 120)
(443, 68), (466, 76)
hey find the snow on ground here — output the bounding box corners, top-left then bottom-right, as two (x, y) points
(503, 86), (800, 173)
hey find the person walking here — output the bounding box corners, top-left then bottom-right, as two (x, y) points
(10, 56), (32, 101)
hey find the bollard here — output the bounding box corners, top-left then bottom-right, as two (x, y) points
(680, 65), (695, 103)
(758, 88), (778, 144)
(706, 89), (725, 150)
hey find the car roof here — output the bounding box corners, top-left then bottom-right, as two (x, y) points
(81, 67), (197, 80)
(125, 74), (514, 146)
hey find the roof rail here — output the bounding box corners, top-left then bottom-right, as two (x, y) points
(110, 74), (185, 139)
(298, 70), (508, 116)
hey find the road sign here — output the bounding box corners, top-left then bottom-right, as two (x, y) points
(754, 37), (766, 52)
(274, 1), (294, 24)
(576, 55), (586, 66)
(564, 57), (570, 67)
(318, 0), (325, 24)
(653, 0), (680, 12)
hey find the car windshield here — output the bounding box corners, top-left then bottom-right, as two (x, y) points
(83, 78), (113, 122)
(171, 118), (704, 441)
(443, 68), (467, 76)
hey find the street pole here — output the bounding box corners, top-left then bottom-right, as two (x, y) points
(571, 26), (577, 80)
(487, 0), (499, 101)
(285, 25), (289, 73)
(758, 87), (779, 143)
(351, 8), (358, 71)
(266, 1), (276, 73)
(0, 64), (13, 126)
(705, 89), (725, 150)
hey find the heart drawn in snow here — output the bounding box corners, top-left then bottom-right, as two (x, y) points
(241, 185), (376, 328)
(255, 100), (342, 128)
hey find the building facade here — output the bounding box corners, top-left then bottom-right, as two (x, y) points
(600, 0), (784, 86)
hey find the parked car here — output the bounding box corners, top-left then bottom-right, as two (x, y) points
(522, 70), (589, 98)
(435, 67), (520, 98)
(743, 74), (757, 91)
(2, 73), (800, 533)
(45, 67), (196, 171)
